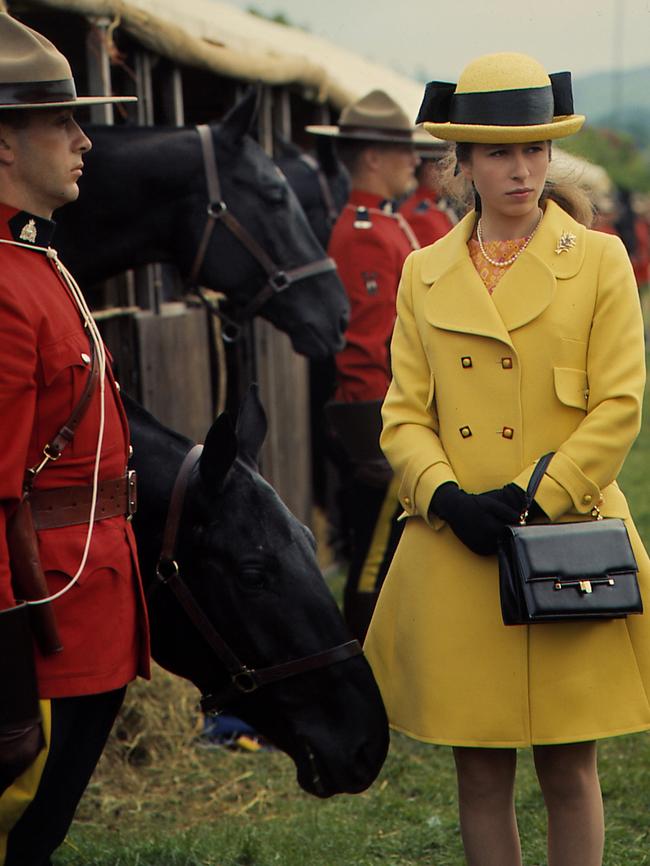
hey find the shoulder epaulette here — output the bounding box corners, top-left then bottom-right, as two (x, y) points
(353, 206), (373, 230)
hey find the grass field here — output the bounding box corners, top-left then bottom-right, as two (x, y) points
(54, 347), (650, 866)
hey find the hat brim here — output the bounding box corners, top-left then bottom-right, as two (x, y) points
(0, 95), (137, 110)
(305, 124), (415, 144)
(422, 114), (585, 143)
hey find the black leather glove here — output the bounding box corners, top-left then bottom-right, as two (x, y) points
(431, 483), (521, 555)
(0, 603), (44, 795)
(481, 483), (548, 521)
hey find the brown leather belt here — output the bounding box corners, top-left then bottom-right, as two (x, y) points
(29, 471), (137, 531)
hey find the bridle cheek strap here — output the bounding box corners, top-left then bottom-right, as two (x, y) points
(154, 445), (362, 715)
(187, 124), (337, 326)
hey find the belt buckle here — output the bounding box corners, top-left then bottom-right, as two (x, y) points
(127, 470), (137, 520)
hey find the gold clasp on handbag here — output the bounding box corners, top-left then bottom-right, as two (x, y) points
(579, 580), (592, 593)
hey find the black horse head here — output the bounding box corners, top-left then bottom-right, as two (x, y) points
(53, 91), (349, 360)
(275, 135), (350, 249)
(127, 389), (388, 797)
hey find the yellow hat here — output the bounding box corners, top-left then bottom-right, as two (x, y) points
(0, 13), (136, 110)
(417, 52), (585, 144)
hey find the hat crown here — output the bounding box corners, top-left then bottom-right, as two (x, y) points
(0, 13), (72, 85)
(339, 89), (412, 133)
(457, 52), (551, 94)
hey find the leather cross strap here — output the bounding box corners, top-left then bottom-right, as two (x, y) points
(154, 444), (363, 715)
(26, 332), (100, 488)
(29, 472), (137, 531)
(186, 124), (337, 334)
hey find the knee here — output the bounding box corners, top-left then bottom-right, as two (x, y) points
(535, 745), (599, 807)
(454, 749), (516, 808)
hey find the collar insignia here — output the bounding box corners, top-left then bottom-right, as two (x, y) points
(19, 219), (37, 243)
(555, 230), (576, 255)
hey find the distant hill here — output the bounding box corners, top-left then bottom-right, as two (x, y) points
(574, 67), (650, 140)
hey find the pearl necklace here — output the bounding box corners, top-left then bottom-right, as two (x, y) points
(476, 209), (543, 268)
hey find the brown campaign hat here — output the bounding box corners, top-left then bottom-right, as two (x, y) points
(0, 12), (136, 110)
(306, 90), (415, 144)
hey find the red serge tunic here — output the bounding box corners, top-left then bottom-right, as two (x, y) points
(328, 190), (418, 403)
(0, 204), (150, 698)
(399, 186), (454, 249)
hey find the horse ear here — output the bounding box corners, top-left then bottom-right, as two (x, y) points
(273, 133), (300, 160)
(199, 413), (238, 491)
(316, 136), (341, 177)
(235, 384), (267, 467)
(220, 86), (261, 144)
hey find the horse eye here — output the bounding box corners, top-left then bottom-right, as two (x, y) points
(239, 565), (266, 591)
(263, 183), (288, 205)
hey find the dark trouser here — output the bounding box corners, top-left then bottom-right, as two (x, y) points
(342, 476), (404, 642)
(5, 687), (126, 866)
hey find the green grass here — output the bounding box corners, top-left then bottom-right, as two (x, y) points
(54, 336), (650, 866)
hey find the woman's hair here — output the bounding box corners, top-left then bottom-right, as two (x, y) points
(438, 142), (595, 228)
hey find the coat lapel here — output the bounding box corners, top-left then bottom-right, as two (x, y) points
(421, 213), (514, 346)
(419, 200), (586, 341)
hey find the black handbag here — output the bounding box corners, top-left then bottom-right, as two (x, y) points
(498, 453), (642, 624)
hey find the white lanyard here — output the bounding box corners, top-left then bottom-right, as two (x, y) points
(0, 238), (107, 604)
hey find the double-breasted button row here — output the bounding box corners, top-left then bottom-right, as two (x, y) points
(459, 356), (514, 369)
(459, 425), (516, 440)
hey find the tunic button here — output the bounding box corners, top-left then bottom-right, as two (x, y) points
(459, 426), (472, 439)
(583, 494), (593, 504)
(403, 496), (411, 507)
(128, 445), (134, 458)
(501, 357), (513, 369)
(115, 381), (121, 391)
(501, 426), (514, 439)
(81, 352), (91, 364)
(461, 356), (473, 368)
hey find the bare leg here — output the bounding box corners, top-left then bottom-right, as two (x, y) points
(453, 747), (522, 866)
(533, 741), (604, 866)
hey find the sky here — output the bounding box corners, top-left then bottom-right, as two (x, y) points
(221, 0), (650, 82)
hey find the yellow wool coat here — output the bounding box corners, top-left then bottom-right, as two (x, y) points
(364, 200), (650, 747)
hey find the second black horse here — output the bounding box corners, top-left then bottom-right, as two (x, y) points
(127, 389), (389, 797)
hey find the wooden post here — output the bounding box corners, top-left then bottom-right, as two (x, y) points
(253, 86), (312, 525)
(85, 17), (113, 125)
(133, 50), (160, 314)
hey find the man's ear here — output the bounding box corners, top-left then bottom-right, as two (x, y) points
(0, 130), (15, 166)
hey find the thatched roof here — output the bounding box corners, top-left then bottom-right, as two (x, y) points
(5, 0), (425, 117)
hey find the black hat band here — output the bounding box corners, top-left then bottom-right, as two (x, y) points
(0, 77), (77, 105)
(416, 71), (575, 127)
(451, 85), (553, 126)
(338, 124), (413, 141)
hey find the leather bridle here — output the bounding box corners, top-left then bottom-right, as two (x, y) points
(151, 444), (362, 715)
(298, 152), (340, 230)
(187, 125), (337, 342)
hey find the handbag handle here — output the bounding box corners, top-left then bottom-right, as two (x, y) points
(520, 452), (554, 525)
(521, 452), (602, 524)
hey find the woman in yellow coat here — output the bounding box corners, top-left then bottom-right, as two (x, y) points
(363, 52), (650, 866)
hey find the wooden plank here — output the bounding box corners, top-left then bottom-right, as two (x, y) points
(251, 86), (312, 525)
(136, 306), (213, 443)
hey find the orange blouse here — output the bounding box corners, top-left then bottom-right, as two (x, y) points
(468, 236), (531, 294)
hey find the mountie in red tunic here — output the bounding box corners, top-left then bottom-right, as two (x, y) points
(0, 203), (150, 699)
(399, 186), (454, 249)
(328, 190), (419, 403)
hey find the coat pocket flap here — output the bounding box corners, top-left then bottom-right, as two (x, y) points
(40, 335), (92, 386)
(553, 367), (589, 410)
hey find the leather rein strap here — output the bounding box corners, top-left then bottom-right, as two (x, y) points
(154, 444), (362, 714)
(187, 124), (337, 331)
